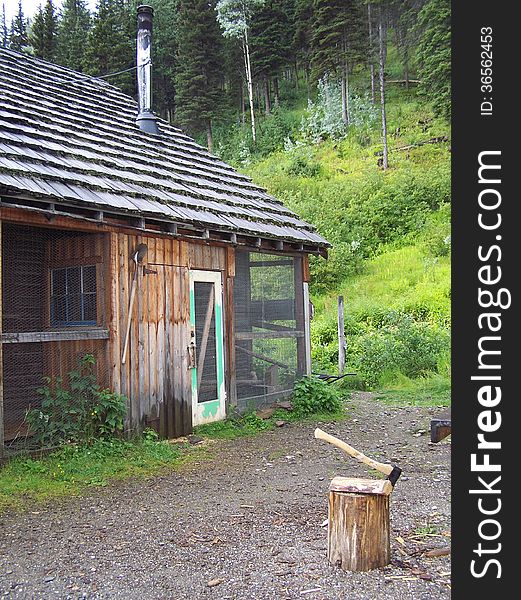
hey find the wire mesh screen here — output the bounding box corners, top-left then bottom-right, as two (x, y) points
(194, 280), (218, 403)
(1, 223), (109, 454)
(234, 250), (305, 410)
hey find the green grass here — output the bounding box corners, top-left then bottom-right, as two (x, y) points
(0, 436), (191, 512)
(374, 372), (451, 407)
(194, 404), (350, 441)
(313, 245), (450, 327)
(0, 402), (350, 511)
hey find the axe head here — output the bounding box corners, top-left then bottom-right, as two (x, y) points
(387, 465), (402, 487)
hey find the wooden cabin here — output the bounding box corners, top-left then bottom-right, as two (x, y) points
(0, 44), (329, 455)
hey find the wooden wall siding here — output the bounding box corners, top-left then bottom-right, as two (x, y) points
(108, 233), (227, 438)
(45, 339), (108, 388)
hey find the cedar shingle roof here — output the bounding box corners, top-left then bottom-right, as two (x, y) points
(0, 48), (328, 249)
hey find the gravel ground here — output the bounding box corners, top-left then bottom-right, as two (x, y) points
(0, 392), (451, 600)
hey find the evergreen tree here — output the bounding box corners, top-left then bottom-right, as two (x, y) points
(1, 3), (8, 48)
(152, 0), (179, 122)
(30, 5), (46, 57)
(43, 0), (59, 60)
(174, 0), (224, 152)
(56, 0), (92, 71)
(83, 0), (134, 94)
(293, 0), (313, 92)
(388, 0), (425, 88)
(416, 0), (450, 119)
(250, 0), (291, 113)
(310, 0), (367, 124)
(30, 0), (58, 61)
(9, 0), (29, 52)
(223, 35), (246, 123)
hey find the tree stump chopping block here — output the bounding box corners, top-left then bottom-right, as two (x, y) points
(328, 476), (392, 571)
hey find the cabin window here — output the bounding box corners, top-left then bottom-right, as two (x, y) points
(50, 265), (97, 326)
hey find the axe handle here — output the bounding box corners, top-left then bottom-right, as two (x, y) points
(314, 428), (394, 477)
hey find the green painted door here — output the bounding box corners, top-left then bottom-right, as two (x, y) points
(189, 270), (226, 426)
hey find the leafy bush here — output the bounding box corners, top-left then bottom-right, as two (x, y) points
(26, 354), (127, 446)
(350, 312), (450, 388)
(286, 152), (322, 177)
(309, 240), (365, 295)
(300, 77), (377, 144)
(291, 375), (342, 416)
(420, 203), (451, 257)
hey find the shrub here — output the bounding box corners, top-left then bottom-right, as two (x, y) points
(26, 354), (127, 446)
(350, 312), (450, 388)
(286, 153), (322, 177)
(421, 203), (451, 258)
(291, 375), (342, 416)
(300, 77), (377, 144)
(309, 240), (365, 295)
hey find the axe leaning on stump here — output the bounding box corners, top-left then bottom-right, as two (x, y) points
(314, 428), (403, 572)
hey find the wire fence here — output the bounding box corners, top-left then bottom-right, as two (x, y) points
(234, 250), (305, 411)
(1, 223), (109, 455)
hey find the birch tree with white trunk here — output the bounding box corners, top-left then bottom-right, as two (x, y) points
(378, 4), (389, 170)
(216, 0), (265, 144)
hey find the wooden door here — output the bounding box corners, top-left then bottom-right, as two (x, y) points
(189, 270), (226, 426)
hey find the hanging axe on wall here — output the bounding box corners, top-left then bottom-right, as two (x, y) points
(122, 243), (148, 364)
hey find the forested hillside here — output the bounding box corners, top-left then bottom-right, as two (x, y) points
(2, 0), (451, 400)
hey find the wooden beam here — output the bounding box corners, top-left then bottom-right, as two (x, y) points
(303, 282), (312, 375)
(235, 330), (304, 340)
(251, 320), (295, 332)
(294, 257), (306, 375)
(302, 255), (310, 283)
(1, 329), (110, 344)
(235, 344), (289, 369)
(249, 259), (293, 267)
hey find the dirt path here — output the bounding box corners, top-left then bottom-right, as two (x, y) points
(0, 393), (451, 599)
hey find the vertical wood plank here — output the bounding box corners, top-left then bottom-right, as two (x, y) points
(155, 238), (166, 436)
(108, 232), (121, 395)
(119, 235), (132, 430)
(225, 248), (236, 409)
(337, 295), (346, 375)
(138, 237), (148, 423)
(146, 237), (157, 428)
(171, 263), (182, 437)
(0, 220), (4, 458)
(164, 240), (176, 436)
(128, 235), (139, 431)
(294, 257), (306, 375)
(180, 266), (192, 434)
(303, 282), (312, 376)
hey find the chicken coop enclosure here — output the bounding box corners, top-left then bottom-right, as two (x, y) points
(234, 251), (306, 410)
(1, 223), (109, 452)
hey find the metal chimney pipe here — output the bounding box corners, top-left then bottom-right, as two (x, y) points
(136, 5), (159, 134)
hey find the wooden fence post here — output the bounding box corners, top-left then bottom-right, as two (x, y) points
(337, 295), (346, 375)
